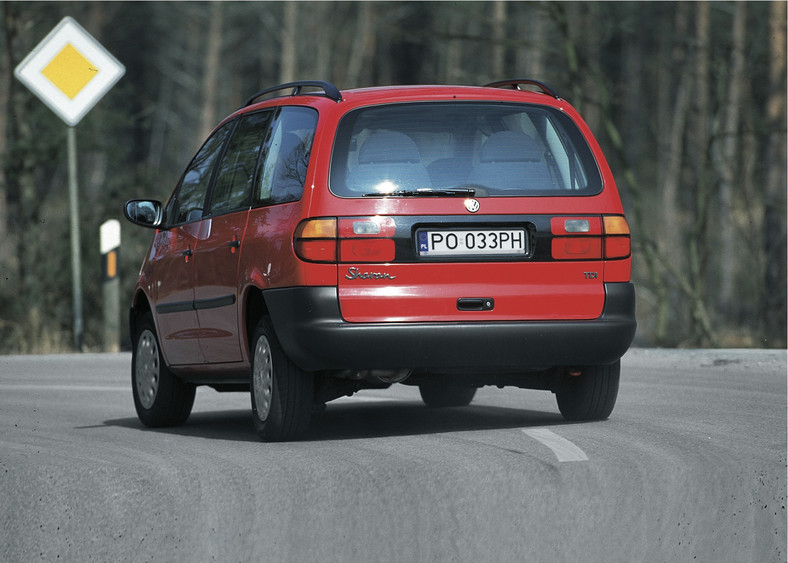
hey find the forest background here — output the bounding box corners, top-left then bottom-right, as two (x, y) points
(0, 1), (785, 353)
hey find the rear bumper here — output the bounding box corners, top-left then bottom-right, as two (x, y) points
(265, 282), (636, 372)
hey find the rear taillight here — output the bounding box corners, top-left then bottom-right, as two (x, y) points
(602, 215), (632, 260)
(550, 215), (630, 260)
(602, 215), (631, 259)
(294, 218), (337, 262)
(295, 217), (396, 263)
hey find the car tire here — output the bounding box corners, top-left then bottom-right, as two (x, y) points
(132, 312), (195, 427)
(555, 360), (620, 421)
(419, 383), (477, 408)
(250, 317), (313, 441)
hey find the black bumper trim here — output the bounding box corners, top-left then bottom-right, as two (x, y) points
(264, 283), (636, 372)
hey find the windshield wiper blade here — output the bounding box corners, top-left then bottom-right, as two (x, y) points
(362, 188), (476, 198)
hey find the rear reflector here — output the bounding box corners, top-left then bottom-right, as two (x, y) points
(552, 237), (603, 260)
(340, 239), (395, 262)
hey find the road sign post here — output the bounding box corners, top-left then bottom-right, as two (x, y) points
(68, 127), (83, 350)
(14, 17), (125, 351)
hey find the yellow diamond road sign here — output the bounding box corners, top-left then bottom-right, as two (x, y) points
(14, 17), (125, 127)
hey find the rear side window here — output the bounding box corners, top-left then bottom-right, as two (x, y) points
(256, 106), (318, 206)
(167, 121), (234, 225)
(208, 111), (273, 215)
(330, 102), (602, 197)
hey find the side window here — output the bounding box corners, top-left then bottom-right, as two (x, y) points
(167, 122), (233, 225)
(208, 111), (272, 215)
(256, 107), (318, 206)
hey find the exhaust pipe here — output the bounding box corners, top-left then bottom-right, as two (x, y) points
(336, 369), (412, 384)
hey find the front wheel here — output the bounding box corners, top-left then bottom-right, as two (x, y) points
(132, 312), (195, 427)
(555, 361), (620, 421)
(250, 318), (313, 441)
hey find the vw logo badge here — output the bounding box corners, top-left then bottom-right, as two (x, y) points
(465, 198), (480, 213)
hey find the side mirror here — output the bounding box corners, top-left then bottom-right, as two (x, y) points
(123, 199), (163, 228)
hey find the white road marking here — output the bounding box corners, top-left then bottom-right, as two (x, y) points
(521, 428), (589, 462)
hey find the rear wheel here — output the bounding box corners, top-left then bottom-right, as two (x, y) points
(555, 361), (620, 421)
(419, 383), (477, 408)
(132, 312), (195, 427)
(250, 318), (313, 441)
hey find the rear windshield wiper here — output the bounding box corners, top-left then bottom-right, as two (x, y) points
(362, 188), (476, 198)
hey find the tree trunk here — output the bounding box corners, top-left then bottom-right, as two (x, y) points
(491, 1), (506, 79)
(517, 4), (545, 79)
(199, 0), (223, 140)
(443, 4), (463, 84)
(762, 1), (787, 346)
(653, 2), (690, 344)
(280, 2), (297, 84)
(714, 2), (747, 311)
(0, 4), (13, 271)
(346, 2), (375, 88)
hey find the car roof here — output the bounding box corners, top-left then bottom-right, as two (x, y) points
(235, 83), (567, 115)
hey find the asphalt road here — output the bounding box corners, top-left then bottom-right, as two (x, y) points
(1, 349), (785, 562)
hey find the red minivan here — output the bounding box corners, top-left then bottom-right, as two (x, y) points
(124, 80), (636, 441)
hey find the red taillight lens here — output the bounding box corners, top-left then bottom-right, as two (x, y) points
(604, 237), (631, 259)
(294, 218), (337, 262)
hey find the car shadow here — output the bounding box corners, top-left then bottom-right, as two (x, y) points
(100, 400), (578, 443)
(307, 402), (567, 441)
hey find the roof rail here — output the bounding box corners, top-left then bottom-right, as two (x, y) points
(243, 80), (342, 107)
(483, 79), (561, 100)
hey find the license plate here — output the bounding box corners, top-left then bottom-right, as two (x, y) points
(418, 229), (527, 256)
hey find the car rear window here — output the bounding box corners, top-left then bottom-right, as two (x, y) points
(330, 102), (602, 198)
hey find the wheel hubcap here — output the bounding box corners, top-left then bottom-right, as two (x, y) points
(253, 335), (273, 422)
(136, 329), (159, 409)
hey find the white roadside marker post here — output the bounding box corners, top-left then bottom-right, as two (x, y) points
(100, 220), (121, 352)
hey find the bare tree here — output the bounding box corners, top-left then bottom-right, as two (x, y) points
(199, 1), (223, 141)
(491, 1), (506, 79)
(280, 2), (297, 84)
(346, 2), (375, 88)
(713, 2), (747, 310)
(763, 1), (787, 345)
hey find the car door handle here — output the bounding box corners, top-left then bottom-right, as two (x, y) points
(457, 298), (494, 311)
(181, 248), (193, 257)
(227, 240), (241, 249)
